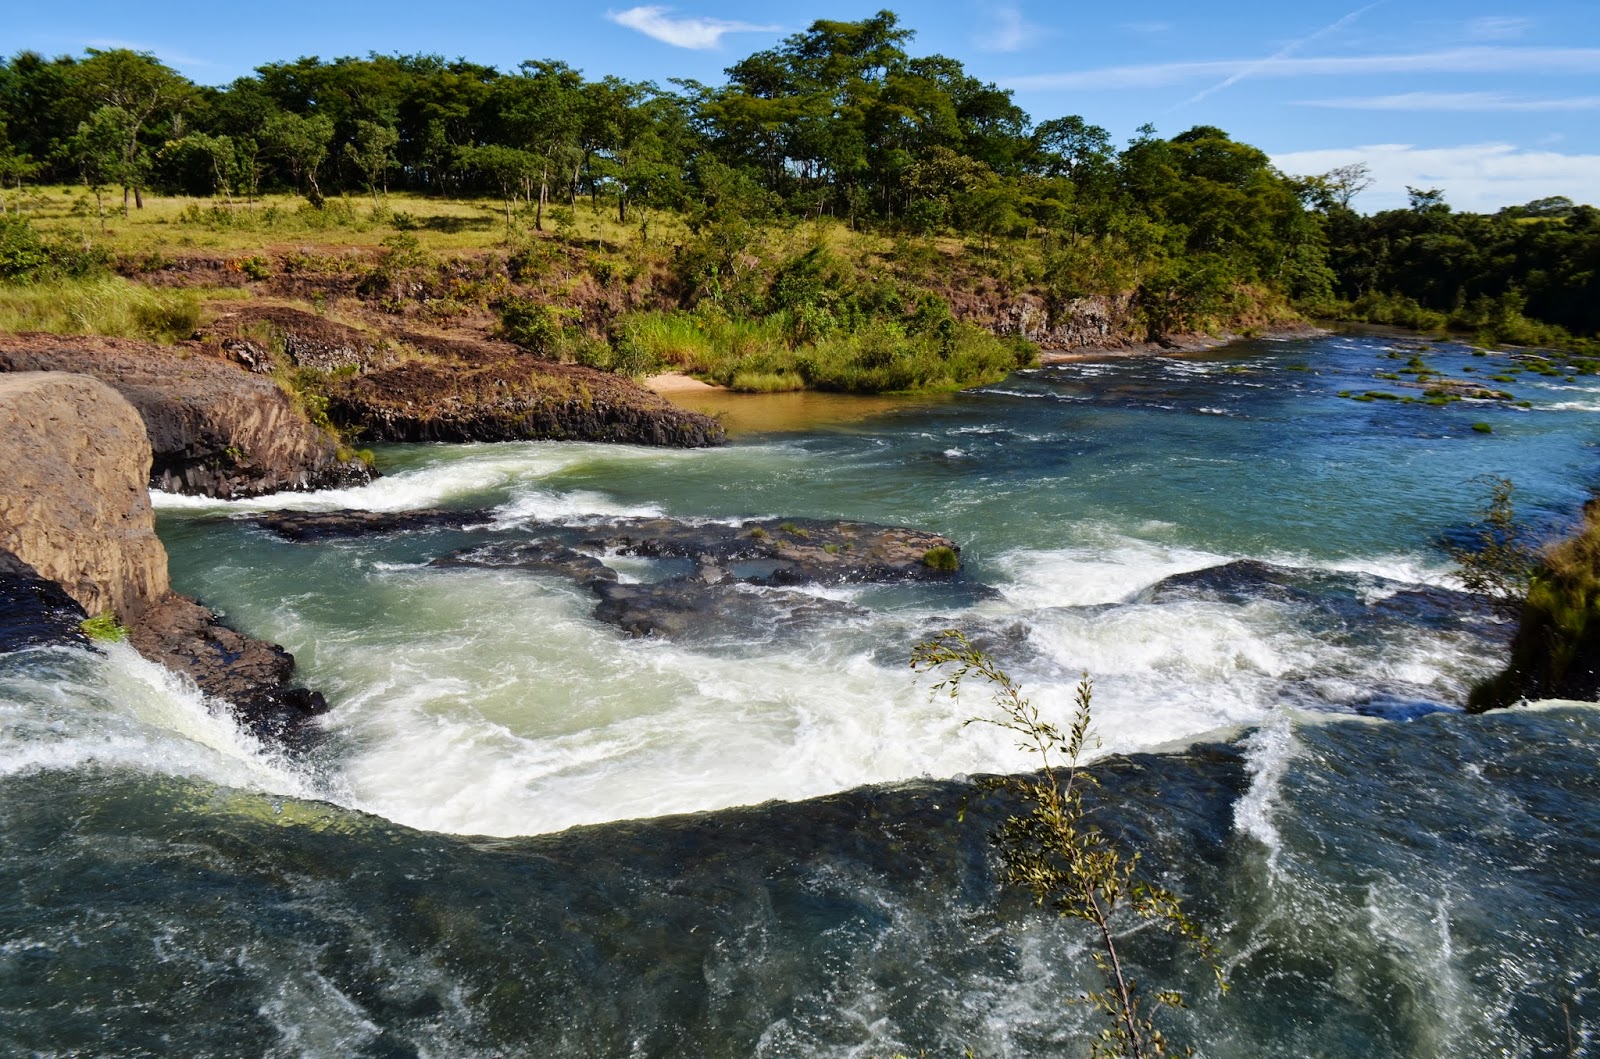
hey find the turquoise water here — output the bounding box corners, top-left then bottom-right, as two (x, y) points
(3, 333), (1598, 1055)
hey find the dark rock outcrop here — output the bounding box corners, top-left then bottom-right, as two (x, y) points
(580, 516), (960, 586)
(127, 594), (328, 744)
(257, 508), (487, 541)
(258, 507), (962, 640)
(0, 333), (372, 498)
(1139, 559), (1500, 635)
(327, 359), (725, 447)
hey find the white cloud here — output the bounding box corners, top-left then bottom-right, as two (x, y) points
(605, 6), (780, 50)
(1466, 16), (1533, 40)
(1295, 92), (1600, 111)
(1271, 142), (1600, 213)
(976, 6), (1046, 53)
(1006, 46), (1600, 91)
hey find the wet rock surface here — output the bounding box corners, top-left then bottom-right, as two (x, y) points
(258, 509), (963, 640)
(128, 593), (328, 747)
(579, 517), (961, 586)
(257, 508), (488, 541)
(0, 551), (90, 654)
(1138, 559), (1502, 635)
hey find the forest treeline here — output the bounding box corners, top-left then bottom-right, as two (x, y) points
(0, 9), (1595, 348)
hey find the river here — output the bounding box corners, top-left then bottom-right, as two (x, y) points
(3, 332), (1597, 1056)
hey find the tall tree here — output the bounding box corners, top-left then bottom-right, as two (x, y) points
(72, 48), (192, 213)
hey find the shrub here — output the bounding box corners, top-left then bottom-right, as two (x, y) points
(911, 631), (1225, 1056)
(920, 545), (960, 572)
(496, 295), (578, 357)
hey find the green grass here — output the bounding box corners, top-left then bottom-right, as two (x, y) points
(0, 276), (220, 343)
(614, 307), (1035, 394)
(80, 612), (128, 642)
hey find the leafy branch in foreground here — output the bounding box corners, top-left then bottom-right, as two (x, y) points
(911, 630), (1224, 1059)
(1439, 475), (1538, 616)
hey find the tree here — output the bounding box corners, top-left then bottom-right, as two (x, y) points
(73, 48), (192, 213)
(1407, 186), (1449, 215)
(455, 143), (536, 226)
(67, 105), (135, 229)
(263, 111), (333, 205)
(1323, 162), (1372, 209)
(343, 119), (398, 205)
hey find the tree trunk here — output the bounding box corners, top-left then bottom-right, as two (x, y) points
(134, 186), (143, 210)
(121, 185), (130, 219)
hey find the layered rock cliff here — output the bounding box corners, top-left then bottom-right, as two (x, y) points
(0, 333), (372, 498)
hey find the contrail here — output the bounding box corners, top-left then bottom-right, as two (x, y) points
(1181, 1), (1385, 105)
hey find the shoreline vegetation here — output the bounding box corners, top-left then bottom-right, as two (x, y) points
(0, 12), (1587, 410)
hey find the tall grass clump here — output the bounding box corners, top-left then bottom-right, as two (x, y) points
(1469, 496), (1600, 711)
(0, 276), (202, 343)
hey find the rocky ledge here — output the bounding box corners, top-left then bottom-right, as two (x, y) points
(0, 333), (371, 498)
(0, 372), (327, 743)
(210, 305), (725, 448)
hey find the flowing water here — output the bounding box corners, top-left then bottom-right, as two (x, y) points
(3, 333), (1599, 1056)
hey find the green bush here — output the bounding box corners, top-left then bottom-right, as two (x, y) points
(921, 545), (960, 572)
(0, 216), (109, 283)
(495, 295), (578, 357)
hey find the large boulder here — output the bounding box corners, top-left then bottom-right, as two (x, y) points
(0, 370), (327, 742)
(0, 372), (171, 624)
(0, 333), (372, 498)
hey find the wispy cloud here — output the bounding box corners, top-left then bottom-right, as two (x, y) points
(606, 6), (780, 50)
(976, 6), (1046, 53)
(1006, 47), (1600, 92)
(1466, 16), (1533, 40)
(1295, 91), (1600, 112)
(1271, 142), (1600, 213)
(84, 37), (214, 67)
(1183, 2), (1384, 105)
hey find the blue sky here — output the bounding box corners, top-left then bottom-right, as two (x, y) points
(11, 1), (1599, 211)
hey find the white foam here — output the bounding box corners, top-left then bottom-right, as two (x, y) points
(1233, 713), (1297, 873)
(0, 644), (315, 798)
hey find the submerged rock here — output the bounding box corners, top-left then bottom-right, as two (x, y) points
(433, 539), (618, 589)
(1138, 559), (1499, 634)
(582, 516), (962, 586)
(257, 508), (489, 541)
(591, 580), (867, 640)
